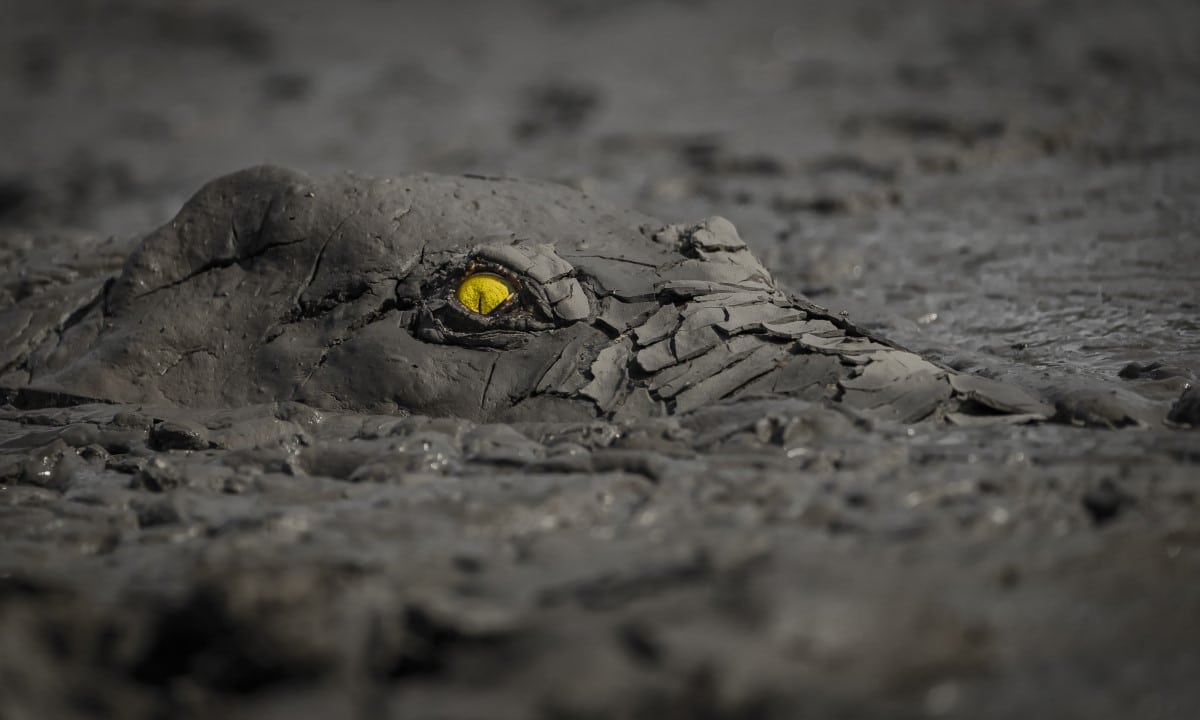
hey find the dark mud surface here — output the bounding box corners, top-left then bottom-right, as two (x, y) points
(2, 1), (1199, 718)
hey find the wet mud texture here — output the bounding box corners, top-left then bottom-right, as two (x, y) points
(2, 1), (1200, 719)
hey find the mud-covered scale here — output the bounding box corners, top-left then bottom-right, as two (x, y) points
(0, 165), (1170, 426)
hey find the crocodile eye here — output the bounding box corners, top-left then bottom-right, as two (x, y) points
(455, 272), (514, 315)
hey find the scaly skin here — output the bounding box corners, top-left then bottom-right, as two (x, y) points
(1, 165), (1161, 426)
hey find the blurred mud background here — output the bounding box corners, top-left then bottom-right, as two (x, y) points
(2, 1), (1199, 718)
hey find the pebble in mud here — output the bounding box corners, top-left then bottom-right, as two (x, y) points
(1168, 386), (1200, 426)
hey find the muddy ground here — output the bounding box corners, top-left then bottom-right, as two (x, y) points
(2, 0), (1199, 718)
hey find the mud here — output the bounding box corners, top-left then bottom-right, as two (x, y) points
(2, 1), (1199, 719)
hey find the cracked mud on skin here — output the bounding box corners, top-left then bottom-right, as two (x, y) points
(0, 165), (1172, 428)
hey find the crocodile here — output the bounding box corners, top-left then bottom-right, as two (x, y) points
(0, 165), (1169, 426)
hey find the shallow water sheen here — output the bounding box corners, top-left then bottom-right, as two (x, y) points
(763, 156), (1200, 402)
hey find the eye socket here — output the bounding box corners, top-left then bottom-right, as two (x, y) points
(455, 272), (514, 315)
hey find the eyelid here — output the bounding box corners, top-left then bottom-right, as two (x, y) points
(457, 243), (591, 322)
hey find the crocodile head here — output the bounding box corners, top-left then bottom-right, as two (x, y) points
(8, 165), (1056, 424)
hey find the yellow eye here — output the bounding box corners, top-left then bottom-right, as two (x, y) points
(455, 272), (514, 315)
